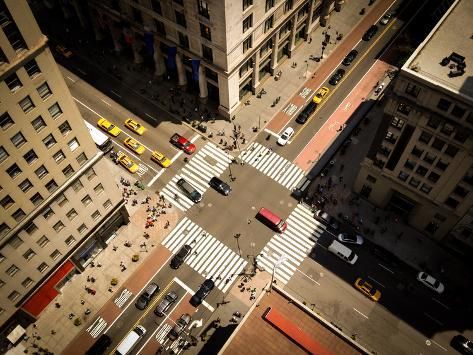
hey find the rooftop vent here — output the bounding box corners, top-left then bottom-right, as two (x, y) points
(440, 52), (466, 77)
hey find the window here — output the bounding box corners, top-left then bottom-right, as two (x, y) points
(1, 195), (14, 209)
(175, 11), (186, 27)
(65, 235), (76, 246)
(53, 221), (65, 233)
(366, 175), (377, 183)
(260, 38), (273, 57)
(243, 14), (253, 33)
(178, 33), (188, 49)
(398, 171), (409, 181)
(53, 150), (66, 164)
(453, 185), (469, 198)
(404, 159), (416, 170)
(35, 165), (49, 180)
(31, 116), (46, 132)
(94, 183), (104, 195)
(1, 113), (14, 130)
(8, 291), (20, 302)
(200, 23), (211, 41)
(423, 152), (436, 164)
(48, 103), (62, 119)
(297, 3), (309, 19)
(385, 131), (397, 144)
(434, 213), (446, 222)
(440, 123), (454, 136)
(416, 165), (428, 176)
(66, 209), (78, 221)
(155, 20), (166, 35)
(243, 0), (253, 11)
(405, 82), (420, 97)
(19, 96), (35, 113)
(91, 210), (101, 220)
(198, 0), (210, 18)
(132, 7), (142, 23)
(76, 153), (87, 166)
(243, 36), (252, 53)
(391, 117), (405, 129)
(0, 279), (4, 287)
(24, 59), (41, 78)
(37, 262), (49, 273)
(428, 172), (440, 183)
(58, 121), (72, 136)
(85, 168), (96, 180)
(279, 21), (291, 38)
(22, 277), (33, 288)
(397, 103), (411, 115)
(411, 146), (424, 157)
(50, 250), (61, 261)
(283, 0), (293, 13)
(24, 222), (37, 235)
(431, 138), (445, 151)
(8, 235), (23, 249)
(444, 144), (459, 157)
(5, 73), (22, 92)
(11, 132), (27, 148)
(205, 67), (218, 82)
(37, 82), (52, 100)
(151, 0), (162, 14)
(0, 223), (11, 238)
(62, 165), (74, 177)
(454, 130), (468, 143)
(37, 235), (49, 248)
(427, 116), (441, 129)
(437, 98), (451, 111)
(30, 193), (43, 206)
(42, 134), (57, 149)
(22, 150), (38, 165)
(81, 194), (92, 206)
(23, 249), (36, 261)
(265, 0), (274, 12)
(0, 146), (9, 164)
(202, 45), (213, 61)
(444, 197), (459, 209)
(68, 138), (79, 152)
(264, 15), (274, 33)
(239, 58), (252, 78)
(173, 0), (183, 4)
(12, 209), (26, 222)
(45, 179), (58, 193)
(56, 194), (68, 207)
(78, 224), (88, 234)
(42, 207), (54, 219)
(18, 179), (33, 192)
(7, 163), (22, 179)
(419, 131), (432, 144)
(409, 177), (420, 188)
(72, 180), (83, 192)
(451, 105), (466, 119)
(103, 199), (113, 209)
(6, 265), (19, 277)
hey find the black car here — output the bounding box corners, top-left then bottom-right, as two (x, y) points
(135, 282), (160, 310)
(176, 178), (202, 203)
(329, 69), (346, 86)
(342, 49), (358, 66)
(296, 102), (317, 124)
(168, 313), (191, 341)
(86, 334), (112, 355)
(362, 25), (378, 41)
(451, 335), (473, 354)
(170, 244), (192, 269)
(209, 176), (231, 195)
(190, 279), (214, 306)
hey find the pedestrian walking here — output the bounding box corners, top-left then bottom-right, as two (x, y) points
(247, 218), (252, 224)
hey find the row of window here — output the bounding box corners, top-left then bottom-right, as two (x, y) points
(1, 101), (63, 133)
(417, 130), (459, 157)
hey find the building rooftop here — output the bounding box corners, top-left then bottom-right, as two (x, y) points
(403, 0), (473, 101)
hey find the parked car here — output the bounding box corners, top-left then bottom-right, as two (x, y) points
(342, 49), (359, 66)
(209, 176), (231, 196)
(329, 69), (346, 85)
(97, 118), (121, 137)
(170, 133), (196, 154)
(312, 87), (330, 104)
(451, 335), (473, 354)
(417, 272), (445, 294)
(168, 313), (191, 341)
(314, 210), (340, 231)
(135, 282), (160, 310)
(124, 118), (146, 135)
(277, 127), (294, 146)
(170, 244), (192, 269)
(380, 13), (392, 25)
(296, 102), (317, 124)
(190, 279), (214, 306)
(337, 233), (364, 245)
(176, 178), (202, 203)
(154, 291), (178, 316)
(354, 278), (381, 302)
(362, 25), (378, 41)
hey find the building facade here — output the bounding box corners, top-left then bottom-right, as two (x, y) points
(80, 0), (341, 118)
(0, 0), (128, 336)
(354, 0), (473, 254)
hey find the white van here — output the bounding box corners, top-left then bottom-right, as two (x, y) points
(328, 240), (358, 265)
(115, 325), (146, 355)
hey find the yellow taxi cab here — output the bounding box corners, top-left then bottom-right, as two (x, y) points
(117, 153), (139, 173)
(151, 151), (171, 168)
(354, 277), (381, 302)
(312, 86), (330, 104)
(124, 137), (146, 155)
(97, 118), (121, 137)
(124, 119), (146, 135)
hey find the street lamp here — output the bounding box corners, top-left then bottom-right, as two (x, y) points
(269, 255), (288, 292)
(234, 233), (242, 256)
(304, 60), (308, 78)
(227, 151), (236, 181)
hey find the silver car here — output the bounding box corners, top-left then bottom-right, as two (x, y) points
(417, 272), (445, 294)
(154, 291), (178, 317)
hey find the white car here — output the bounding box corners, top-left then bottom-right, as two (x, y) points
(277, 127), (294, 146)
(380, 13), (392, 25)
(417, 272), (445, 294)
(337, 233), (364, 245)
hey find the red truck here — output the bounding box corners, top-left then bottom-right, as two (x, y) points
(170, 133), (196, 154)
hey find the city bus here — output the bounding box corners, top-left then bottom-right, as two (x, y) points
(83, 120), (114, 153)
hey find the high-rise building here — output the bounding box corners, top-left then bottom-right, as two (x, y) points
(0, 0), (128, 335)
(354, 0), (473, 254)
(78, 0), (341, 118)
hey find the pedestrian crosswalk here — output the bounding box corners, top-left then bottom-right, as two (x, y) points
(239, 142), (305, 190)
(256, 204), (325, 285)
(160, 142), (232, 211)
(162, 217), (247, 293)
(114, 288), (133, 308)
(155, 323), (187, 353)
(86, 316), (107, 338)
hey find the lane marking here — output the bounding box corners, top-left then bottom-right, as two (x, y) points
(147, 169), (167, 187)
(378, 263), (394, 274)
(432, 298), (450, 310)
(66, 75), (75, 82)
(263, 128), (278, 137)
(145, 112), (157, 121)
(101, 99), (111, 106)
(295, 268), (321, 286)
(353, 308), (369, 319)
(423, 312), (443, 326)
(431, 340), (448, 352)
(76, 68), (86, 75)
(367, 276), (385, 288)
(110, 90), (121, 98)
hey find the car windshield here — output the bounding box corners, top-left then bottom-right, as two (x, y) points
(344, 234), (356, 242)
(433, 280), (440, 287)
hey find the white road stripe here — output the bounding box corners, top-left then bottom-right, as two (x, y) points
(353, 308), (369, 319)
